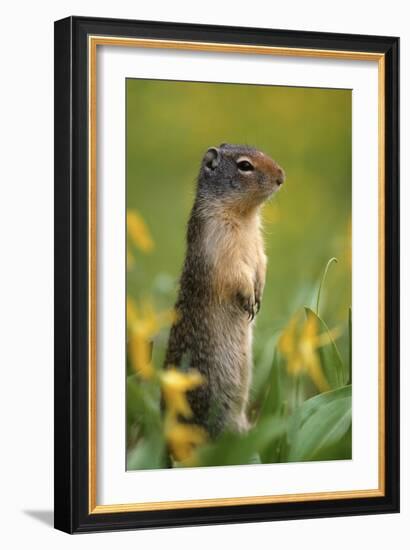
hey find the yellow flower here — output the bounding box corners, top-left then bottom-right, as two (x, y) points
(127, 297), (176, 380)
(161, 367), (207, 462)
(128, 331), (154, 379)
(278, 311), (337, 393)
(165, 420), (207, 462)
(127, 210), (154, 253)
(161, 368), (204, 419)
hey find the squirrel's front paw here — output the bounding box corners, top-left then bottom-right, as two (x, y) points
(237, 292), (256, 321)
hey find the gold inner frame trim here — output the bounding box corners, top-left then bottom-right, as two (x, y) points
(88, 35), (386, 514)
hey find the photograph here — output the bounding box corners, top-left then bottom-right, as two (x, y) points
(125, 78), (352, 470)
(53, 14), (399, 534)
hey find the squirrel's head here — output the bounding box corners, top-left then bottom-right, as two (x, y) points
(197, 143), (285, 212)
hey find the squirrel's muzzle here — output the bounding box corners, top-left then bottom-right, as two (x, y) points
(272, 164), (285, 186)
(255, 152), (285, 189)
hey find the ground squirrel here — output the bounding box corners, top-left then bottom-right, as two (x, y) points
(164, 143), (285, 438)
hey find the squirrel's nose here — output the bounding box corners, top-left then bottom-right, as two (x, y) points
(274, 165), (285, 186)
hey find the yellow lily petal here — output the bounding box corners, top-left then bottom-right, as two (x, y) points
(127, 210), (154, 253)
(303, 346), (330, 393)
(165, 420), (207, 462)
(128, 330), (155, 380)
(278, 312), (300, 356)
(161, 368), (204, 419)
(279, 310), (332, 393)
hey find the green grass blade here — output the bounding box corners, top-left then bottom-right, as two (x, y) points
(305, 307), (345, 389)
(316, 257), (338, 316)
(259, 349), (282, 418)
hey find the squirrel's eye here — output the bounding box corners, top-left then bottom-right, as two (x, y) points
(237, 160), (254, 172)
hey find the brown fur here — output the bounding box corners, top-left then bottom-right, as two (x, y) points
(164, 144), (284, 438)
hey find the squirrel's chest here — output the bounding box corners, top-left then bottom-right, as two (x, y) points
(205, 219), (261, 269)
(201, 216), (263, 303)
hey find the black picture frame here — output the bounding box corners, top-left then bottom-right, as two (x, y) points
(54, 15), (400, 533)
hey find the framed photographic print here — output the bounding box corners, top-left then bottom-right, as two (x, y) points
(54, 16), (400, 533)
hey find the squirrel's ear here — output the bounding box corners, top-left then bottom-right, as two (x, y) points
(203, 147), (220, 171)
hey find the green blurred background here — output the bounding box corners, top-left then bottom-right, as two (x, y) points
(126, 78), (351, 365)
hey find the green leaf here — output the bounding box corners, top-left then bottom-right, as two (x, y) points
(126, 375), (161, 431)
(287, 385), (352, 462)
(305, 307), (346, 389)
(251, 335), (278, 401)
(260, 401), (289, 463)
(259, 349), (282, 418)
(127, 434), (166, 470)
(126, 375), (168, 470)
(194, 417), (287, 467)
